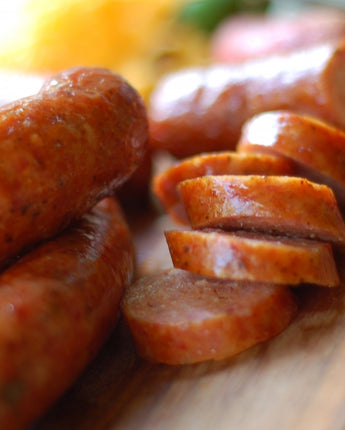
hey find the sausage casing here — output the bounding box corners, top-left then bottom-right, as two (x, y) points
(0, 197), (134, 430)
(149, 41), (345, 157)
(0, 66), (148, 267)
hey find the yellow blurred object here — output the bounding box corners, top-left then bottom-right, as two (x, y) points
(0, 0), (209, 100)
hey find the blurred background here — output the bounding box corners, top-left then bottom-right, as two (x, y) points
(0, 0), (343, 103)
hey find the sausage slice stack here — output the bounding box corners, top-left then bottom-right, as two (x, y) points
(123, 110), (345, 366)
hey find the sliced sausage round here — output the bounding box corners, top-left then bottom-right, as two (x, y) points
(165, 230), (340, 287)
(153, 151), (295, 224)
(237, 111), (345, 208)
(178, 175), (345, 246)
(121, 268), (297, 365)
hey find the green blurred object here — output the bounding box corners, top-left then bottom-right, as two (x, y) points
(179, 0), (271, 33)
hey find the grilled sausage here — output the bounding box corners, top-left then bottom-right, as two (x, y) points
(165, 230), (339, 287)
(0, 197), (134, 430)
(121, 268), (297, 364)
(153, 151), (295, 224)
(178, 175), (345, 246)
(149, 41), (345, 157)
(237, 111), (345, 209)
(211, 8), (345, 64)
(0, 66), (148, 268)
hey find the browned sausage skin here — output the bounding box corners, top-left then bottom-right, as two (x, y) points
(0, 197), (134, 430)
(149, 41), (345, 157)
(0, 67), (148, 268)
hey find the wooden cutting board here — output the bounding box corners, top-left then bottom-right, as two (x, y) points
(33, 208), (345, 430)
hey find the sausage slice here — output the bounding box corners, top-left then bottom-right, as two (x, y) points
(237, 111), (345, 208)
(165, 230), (339, 287)
(121, 268), (297, 365)
(178, 175), (345, 246)
(153, 151), (295, 224)
(0, 198), (134, 430)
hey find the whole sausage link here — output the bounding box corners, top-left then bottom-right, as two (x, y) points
(0, 66), (148, 268)
(149, 41), (345, 157)
(0, 197), (134, 430)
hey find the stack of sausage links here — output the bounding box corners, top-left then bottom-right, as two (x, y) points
(121, 34), (345, 366)
(0, 67), (148, 430)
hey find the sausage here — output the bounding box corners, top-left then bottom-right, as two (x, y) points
(178, 175), (345, 246)
(149, 41), (345, 157)
(0, 197), (134, 430)
(153, 151), (295, 224)
(121, 268), (297, 365)
(0, 66), (147, 268)
(165, 230), (340, 287)
(211, 8), (345, 64)
(237, 111), (345, 209)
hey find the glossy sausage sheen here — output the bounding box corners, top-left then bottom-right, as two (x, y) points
(178, 175), (345, 246)
(0, 197), (134, 430)
(237, 111), (345, 208)
(165, 230), (340, 287)
(121, 268), (297, 364)
(153, 151), (295, 224)
(149, 41), (345, 157)
(0, 66), (148, 268)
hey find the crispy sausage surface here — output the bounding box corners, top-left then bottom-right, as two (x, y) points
(165, 230), (339, 287)
(149, 41), (345, 157)
(0, 66), (147, 268)
(178, 175), (345, 246)
(0, 197), (134, 430)
(153, 151), (295, 224)
(237, 111), (345, 208)
(121, 268), (297, 365)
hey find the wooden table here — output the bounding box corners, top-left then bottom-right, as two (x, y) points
(33, 209), (345, 430)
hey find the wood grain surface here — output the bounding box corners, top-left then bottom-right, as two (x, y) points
(32, 209), (345, 430)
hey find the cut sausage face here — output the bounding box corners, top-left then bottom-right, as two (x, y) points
(237, 111), (345, 208)
(153, 151), (295, 224)
(178, 175), (345, 246)
(121, 268), (297, 365)
(165, 230), (339, 287)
